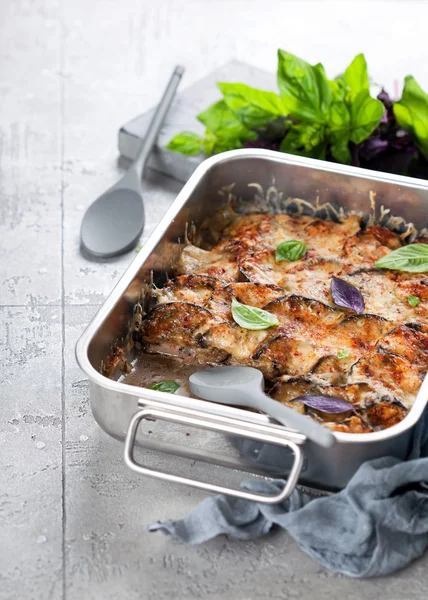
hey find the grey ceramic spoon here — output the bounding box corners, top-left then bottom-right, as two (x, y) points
(80, 65), (184, 259)
(189, 366), (336, 448)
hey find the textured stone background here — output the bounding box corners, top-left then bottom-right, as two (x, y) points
(2, 1), (428, 598)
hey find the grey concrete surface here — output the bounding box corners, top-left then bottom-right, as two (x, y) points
(2, 1), (428, 598)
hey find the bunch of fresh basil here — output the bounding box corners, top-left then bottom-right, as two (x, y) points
(167, 50), (428, 175)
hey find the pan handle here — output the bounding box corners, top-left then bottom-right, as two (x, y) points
(124, 403), (304, 504)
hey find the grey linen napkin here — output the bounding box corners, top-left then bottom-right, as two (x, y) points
(149, 411), (428, 578)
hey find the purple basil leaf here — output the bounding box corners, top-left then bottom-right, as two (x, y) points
(396, 128), (410, 139)
(359, 138), (389, 160)
(331, 276), (365, 313)
(377, 89), (392, 107)
(291, 395), (354, 414)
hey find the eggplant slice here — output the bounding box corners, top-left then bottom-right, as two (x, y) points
(176, 242), (241, 282)
(141, 302), (226, 363)
(348, 351), (422, 408)
(342, 225), (402, 268)
(206, 282), (286, 321)
(155, 274), (226, 306)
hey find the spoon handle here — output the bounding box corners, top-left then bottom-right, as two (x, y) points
(131, 65), (185, 178)
(250, 390), (336, 448)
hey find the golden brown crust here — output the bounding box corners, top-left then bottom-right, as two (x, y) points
(343, 225), (402, 268)
(140, 211), (428, 432)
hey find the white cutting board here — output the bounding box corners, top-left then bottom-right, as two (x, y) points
(118, 61), (275, 182)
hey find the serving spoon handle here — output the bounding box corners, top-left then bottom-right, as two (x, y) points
(130, 65), (184, 180)
(245, 388), (335, 448)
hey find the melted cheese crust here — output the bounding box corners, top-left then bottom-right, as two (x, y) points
(143, 212), (428, 433)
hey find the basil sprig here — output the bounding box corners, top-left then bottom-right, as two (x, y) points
(167, 49), (386, 165)
(275, 240), (307, 262)
(166, 99), (257, 156)
(231, 297), (279, 330)
(375, 244), (428, 272)
(337, 349), (351, 359)
(149, 381), (180, 393)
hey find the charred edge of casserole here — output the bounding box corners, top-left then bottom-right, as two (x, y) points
(264, 294), (339, 314)
(164, 274), (226, 289)
(339, 313), (391, 325)
(220, 185), (421, 238)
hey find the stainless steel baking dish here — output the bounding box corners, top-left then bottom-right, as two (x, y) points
(76, 149), (428, 503)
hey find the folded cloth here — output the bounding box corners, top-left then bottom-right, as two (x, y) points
(149, 411), (428, 578)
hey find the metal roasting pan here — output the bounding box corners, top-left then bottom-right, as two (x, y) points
(76, 149), (428, 503)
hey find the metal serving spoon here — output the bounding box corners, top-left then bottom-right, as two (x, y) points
(189, 366), (336, 448)
(80, 65), (184, 259)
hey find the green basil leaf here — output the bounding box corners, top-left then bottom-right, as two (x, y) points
(277, 50), (331, 122)
(218, 82), (285, 129)
(330, 139), (351, 164)
(329, 97), (351, 132)
(327, 56), (380, 157)
(258, 116), (289, 141)
(280, 123), (327, 159)
(393, 75), (428, 160)
(197, 100), (254, 140)
(231, 297), (279, 330)
(201, 129), (250, 155)
(327, 100), (351, 163)
(408, 295), (420, 307)
(337, 349), (351, 359)
(201, 129), (216, 155)
(275, 240), (307, 262)
(343, 53), (369, 97)
(348, 89), (384, 144)
(166, 131), (202, 155)
(149, 381), (180, 393)
(196, 100), (257, 155)
(375, 244), (428, 272)
(329, 77), (347, 103)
